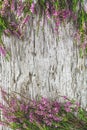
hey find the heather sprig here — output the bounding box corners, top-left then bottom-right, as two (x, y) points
(0, 0), (87, 58)
(0, 89), (87, 130)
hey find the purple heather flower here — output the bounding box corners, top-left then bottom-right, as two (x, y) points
(76, 102), (80, 107)
(20, 103), (26, 111)
(29, 112), (34, 123)
(41, 97), (49, 105)
(53, 11), (58, 16)
(48, 114), (53, 118)
(25, 105), (29, 112)
(11, 0), (15, 11)
(64, 101), (72, 107)
(65, 107), (71, 112)
(56, 20), (60, 27)
(17, 1), (24, 17)
(53, 107), (59, 113)
(21, 15), (30, 28)
(53, 116), (61, 122)
(30, 3), (35, 13)
(0, 121), (5, 126)
(46, 10), (50, 19)
(0, 103), (4, 109)
(45, 120), (52, 126)
(0, 47), (6, 56)
(63, 96), (68, 100)
(4, 29), (11, 35)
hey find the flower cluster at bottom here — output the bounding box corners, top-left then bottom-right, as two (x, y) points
(0, 89), (87, 130)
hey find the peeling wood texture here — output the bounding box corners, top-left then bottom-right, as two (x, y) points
(0, 16), (87, 129)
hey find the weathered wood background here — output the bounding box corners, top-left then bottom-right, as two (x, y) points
(0, 16), (87, 129)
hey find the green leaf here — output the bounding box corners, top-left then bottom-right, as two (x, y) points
(85, 47), (87, 54)
(79, 48), (83, 58)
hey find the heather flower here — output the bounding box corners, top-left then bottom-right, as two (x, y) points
(41, 97), (49, 105)
(25, 104), (29, 112)
(38, 104), (45, 111)
(53, 10), (58, 16)
(64, 101), (72, 107)
(45, 120), (52, 126)
(0, 121), (5, 126)
(30, 3), (35, 14)
(11, 0), (15, 12)
(63, 96), (68, 100)
(20, 15), (30, 28)
(0, 46), (6, 56)
(4, 29), (11, 36)
(0, 103), (4, 109)
(76, 102), (80, 107)
(0, 89), (87, 130)
(46, 3), (50, 20)
(29, 112), (34, 123)
(53, 116), (61, 122)
(56, 20), (60, 27)
(17, 1), (24, 17)
(64, 101), (72, 112)
(0, 0), (9, 16)
(46, 10), (50, 19)
(64, 106), (71, 112)
(62, 10), (71, 19)
(20, 103), (26, 111)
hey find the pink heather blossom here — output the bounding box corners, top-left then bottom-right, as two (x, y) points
(64, 101), (72, 107)
(30, 3), (35, 13)
(11, 0), (15, 11)
(0, 103), (4, 109)
(20, 103), (26, 111)
(48, 114), (53, 118)
(46, 2), (50, 20)
(64, 101), (72, 112)
(4, 29), (11, 35)
(0, 89), (83, 129)
(65, 107), (71, 112)
(38, 104), (45, 111)
(0, 46), (6, 56)
(63, 96), (68, 99)
(53, 11), (58, 16)
(46, 10), (50, 19)
(21, 15), (30, 28)
(53, 116), (61, 122)
(0, 121), (5, 126)
(13, 30), (22, 38)
(0, 0), (9, 16)
(29, 112), (34, 123)
(17, 1), (24, 17)
(46, 2), (49, 9)
(76, 102), (80, 107)
(3, 0), (9, 7)
(56, 20), (60, 26)
(45, 120), (52, 126)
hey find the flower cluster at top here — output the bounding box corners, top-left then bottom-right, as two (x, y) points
(0, 0), (87, 57)
(0, 89), (87, 130)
